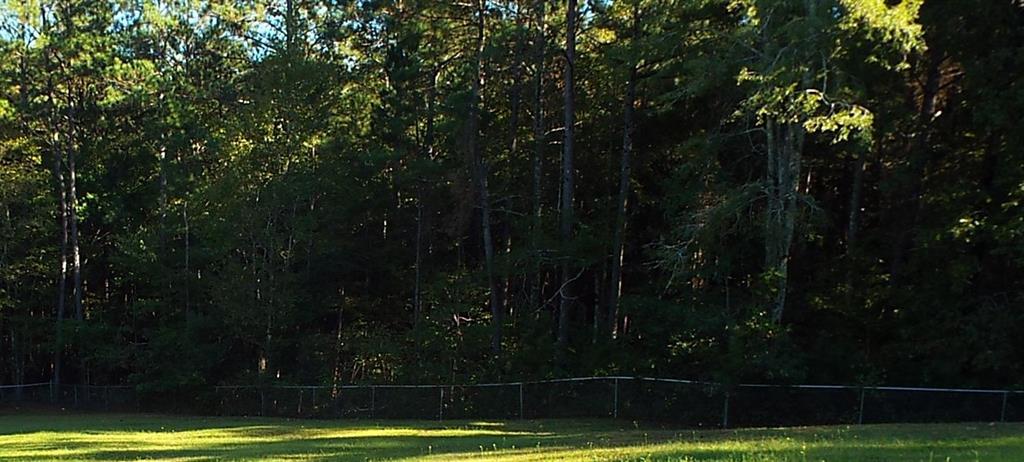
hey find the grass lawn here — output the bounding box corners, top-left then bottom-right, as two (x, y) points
(0, 413), (1022, 461)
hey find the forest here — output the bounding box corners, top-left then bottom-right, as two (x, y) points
(0, 0), (1022, 394)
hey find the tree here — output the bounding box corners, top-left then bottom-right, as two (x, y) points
(555, 0), (577, 369)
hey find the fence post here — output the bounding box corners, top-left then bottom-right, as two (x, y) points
(858, 387), (866, 425)
(613, 378), (619, 419)
(74, 385), (78, 407)
(1001, 391), (1009, 423)
(721, 390), (730, 429)
(519, 382), (524, 419)
(298, 389), (304, 415)
(370, 386), (376, 418)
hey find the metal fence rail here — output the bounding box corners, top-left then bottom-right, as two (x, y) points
(2, 377), (1021, 428)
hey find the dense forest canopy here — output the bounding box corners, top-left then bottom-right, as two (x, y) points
(0, 0), (1022, 392)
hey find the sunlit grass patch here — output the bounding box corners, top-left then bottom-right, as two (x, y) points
(0, 413), (1022, 461)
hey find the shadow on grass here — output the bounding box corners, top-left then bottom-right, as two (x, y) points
(0, 415), (575, 461)
(1, 414), (1023, 461)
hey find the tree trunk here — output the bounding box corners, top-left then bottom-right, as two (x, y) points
(508, 5), (524, 161)
(42, 7), (67, 387)
(529, 0), (546, 313)
(52, 137), (69, 388)
(184, 200), (191, 325)
(606, 63), (637, 341)
(67, 134), (83, 321)
(414, 70), (437, 328)
(158, 140), (171, 319)
(764, 119), (804, 323)
(503, 5), (525, 320)
(467, 0), (502, 357)
(557, 0), (578, 367)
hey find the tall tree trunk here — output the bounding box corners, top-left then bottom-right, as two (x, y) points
(503, 3), (525, 320)
(63, 8), (84, 322)
(43, 7), (66, 388)
(158, 140), (171, 319)
(10, 32), (30, 363)
(184, 201), (191, 325)
(67, 132), (83, 321)
(529, 0), (546, 312)
(414, 69), (438, 328)
(52, 137), (69, 388)
(764, 119), (804, 323)
(508, 6), (524, 161)
(606, 62), (637, 341)
(556, 0), (577, 367)
(467, 0), (502, 357)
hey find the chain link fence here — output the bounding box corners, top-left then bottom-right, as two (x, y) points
(2, 378), (1022, 427)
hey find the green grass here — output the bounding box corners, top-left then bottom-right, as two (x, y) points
(0, 413), (1022, 461)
